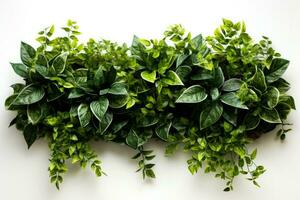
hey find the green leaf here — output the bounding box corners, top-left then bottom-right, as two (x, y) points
(27, 104), (43, 124)
(259, 107), (281, 123)
(176, 54), (189, 67)
(108, 82), (127, 95)
(109, 94), (129, 108)
(78, 103), (92, 127)
(52, 53), (68, 74)
(162, 70), (184, 86)
(200, 102), (223, 129)
(90, 97), (109, 122)
(23, 124), (37, 149)
(126, 129), (139, 149)
(249, 68), (267, 92)
(220, 92), (248, 109)
(110, 120), (128, 134)
(141, 70), (156, 83)
(210, 67), (224, 88)
(94, 66), (104, 86)
(175, 65), (192, 82)
(266, 58), (289, 83)
(264, 86), (280, 108)
(176, 85), (207, 103)
(10, 63), (28, 78)
(243, 113), (260, 130)
(12, 84), (45, 105)
(98, 111), (113, 134)
(190, 34), (203, 50)
(278, 95), (295, 110)
(155, 122), (172, 141)
(20, 42), (36, 66)
(222, 78), (243, 92)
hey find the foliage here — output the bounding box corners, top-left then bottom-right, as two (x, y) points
(5, 19), (295, 191)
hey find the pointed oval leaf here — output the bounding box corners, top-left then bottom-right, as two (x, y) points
(78, 103), (92, 127)
(98, 111), (113, 135)
(200, 102), (223, 129)
(221, 92), (248, 109)
(12, 84), (45, 105)
(20, 42), (36, 66)
(23, 124), (38, 149)
(90, 97), (109, 121)
(11, 63), (28, 78)
(266, 58), (289, 83)
(222, 78), (243, 91)
(264, 86), (280, 108)
(259, 107), (281, 123)
(176, 85), (207, 103)
(108, 82), (128, 95)
(52, 53), (68, 74)
(27, 104), (43, 124)
(155, 122), (172, 141)
(126, 129), (139, 149)
(162, 70), (184, 86)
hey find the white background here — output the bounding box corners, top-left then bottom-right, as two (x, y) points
(0, 0), (300, 199)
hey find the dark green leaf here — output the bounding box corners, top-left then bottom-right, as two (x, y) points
(200, 102), (223, 129)
(155, 122), (172, 141)
(20, 42), (36, 66)
(12, 84), (45, 105)
(222, 78), (243, 92)
(266, 58), (289, 83)
(10, 63), (28, 78)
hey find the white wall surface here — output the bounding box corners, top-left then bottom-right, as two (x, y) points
(0, 0), (299, 199)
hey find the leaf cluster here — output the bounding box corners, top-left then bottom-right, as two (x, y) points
(5, 19), (295, 191)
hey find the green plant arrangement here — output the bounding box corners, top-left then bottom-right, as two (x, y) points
(5, 19), (295, 191)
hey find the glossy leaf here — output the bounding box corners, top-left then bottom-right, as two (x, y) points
(90, 97), (109, 122)
(176, 85), (207, 103)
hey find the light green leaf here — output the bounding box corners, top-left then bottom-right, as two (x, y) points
(200, 102), (223, 129)
(162, 70), (184, 86)
(220, 92), (248, 109)
(90, 97), (109, 121)
(176, 85), (207, 103)
(12, 84), (45, 105)
(141, 70), (156, 83)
